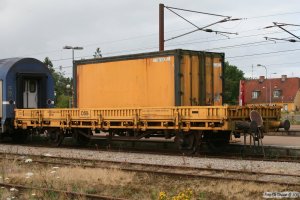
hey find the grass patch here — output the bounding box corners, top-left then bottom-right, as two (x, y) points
(0, 158), (296, 199)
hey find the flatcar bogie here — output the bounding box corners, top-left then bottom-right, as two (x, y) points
(11, 129), (29, 143)
(72, 128), (91, 146)
(204, 131), (231, 152)
(175, 131), (202, 155)
(46, 128), (64, 146)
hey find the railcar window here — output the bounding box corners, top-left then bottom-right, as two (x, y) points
(29, 81), (36, 93)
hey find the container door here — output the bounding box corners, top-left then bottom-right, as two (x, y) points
(23, 79), (38, 108)
(213, 57), (223, 105)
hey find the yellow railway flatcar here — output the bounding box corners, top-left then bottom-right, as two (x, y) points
(12, 50), (287, 154)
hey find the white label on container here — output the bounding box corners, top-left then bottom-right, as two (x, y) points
(213, 63), (222, 67)
(152, 56), (171, 63)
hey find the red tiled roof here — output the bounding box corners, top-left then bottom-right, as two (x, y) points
(244, 77), (300, 104)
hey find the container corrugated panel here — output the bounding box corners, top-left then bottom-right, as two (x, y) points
(75, 49), (224, 108)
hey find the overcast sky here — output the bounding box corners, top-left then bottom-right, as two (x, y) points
(1, 0), (299, 78)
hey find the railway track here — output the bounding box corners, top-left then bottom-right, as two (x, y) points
(85, 136), (300, 163)
(1, 151), (300, 187)
(266, 130), (300, 137)
(7, 136), (300, 163)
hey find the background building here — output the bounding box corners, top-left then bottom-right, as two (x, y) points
(241, 75), (300, 112)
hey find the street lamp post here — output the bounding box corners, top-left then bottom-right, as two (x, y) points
(269, 72), (277, 104)
(63, 46), (83, 107)
(257, 64), (268, 104)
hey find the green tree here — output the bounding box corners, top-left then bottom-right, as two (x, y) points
(43, 57), (72, 108)
(223, 62), (245, 105)
(93, 47), (102, 58)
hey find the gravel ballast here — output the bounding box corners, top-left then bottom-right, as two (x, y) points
(0, 144), (299, 175)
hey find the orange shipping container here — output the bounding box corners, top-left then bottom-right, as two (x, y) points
(74, 49), (224, 108)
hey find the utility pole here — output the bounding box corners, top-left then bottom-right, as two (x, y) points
(159, 4), (164, 51)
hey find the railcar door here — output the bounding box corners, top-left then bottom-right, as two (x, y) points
(23, 79), (38, 108)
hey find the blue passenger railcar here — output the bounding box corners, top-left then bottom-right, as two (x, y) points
(0, 58), (54, 134)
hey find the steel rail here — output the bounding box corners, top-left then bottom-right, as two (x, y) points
(30, 158), (300, 178)
(122, 169), (300, 187)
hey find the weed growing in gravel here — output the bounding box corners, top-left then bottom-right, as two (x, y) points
(206, 163), (212, 169)
(158, 188), (194, 200)
(0, 188), (11, 200)
(242, 164), (248, 172)
(158, 191), (167, 200)
(172, 188), (193, 200)
(181, 155), (187, 165)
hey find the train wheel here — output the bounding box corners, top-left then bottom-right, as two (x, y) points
(47, 128), (64, 146)
(176, 131), (201, 155)
(73, 129), (91, 146)
(11, 129), (28, 143)
(204, 131), (230, 153)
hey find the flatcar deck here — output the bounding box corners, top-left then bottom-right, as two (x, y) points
(14, 105), (281, 132)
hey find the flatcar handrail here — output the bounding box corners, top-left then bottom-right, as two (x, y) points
(14, 106), (282, 132)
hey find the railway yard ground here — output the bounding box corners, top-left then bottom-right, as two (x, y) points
(237, 135), (300, 147)
(0, 128), (299, 200)
(0, 140), (299, 200)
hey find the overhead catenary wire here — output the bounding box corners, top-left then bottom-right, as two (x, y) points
(51, 36), (300, 63)
(248, 60), (300, 67)
(17, 12), (300, 59)
(164, 5), (240, 42)
(69, 10), (300, 50)
(9, 7), (297, 79)
(11, 9), (299, 76)
(81, 11), (300, 48)
(263, 22), (300, 42)
(52, 44), (300, 65)
(164, 18), (236, 42)
(165, 6), (230, 18)
(49, 27), (300, 63)
(229, 53), (300, 64)
(55, 47), (300, 76)
(227, 48), (300, 59)
(273, 23), (300, 40)
(204, 40), (280, 51)
(264, 37), (300, 43)
(165, 7), (201, 29)
(246, 11), (300, 19)
(165, 29), (300, 51)
(167, 28), (300, 46)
